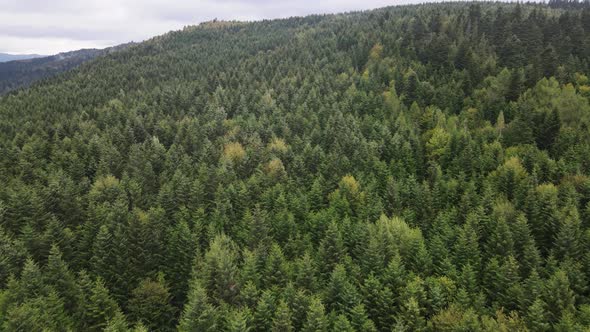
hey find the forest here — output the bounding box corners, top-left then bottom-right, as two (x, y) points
(2, 1), (590, 331)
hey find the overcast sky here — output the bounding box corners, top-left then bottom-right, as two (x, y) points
(0, 0), (428, 55)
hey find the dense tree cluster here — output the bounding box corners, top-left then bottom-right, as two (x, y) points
(2, 2), (590, 330)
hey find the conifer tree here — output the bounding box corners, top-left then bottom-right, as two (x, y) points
(362, 274), (395, 330)
(104, 310), (130, 332)
(253, 290), (275, 332)
(332, 314), (355, 332)
(128, 276), (176, 331)
(303, 297), (329, 332)
(178, 279), (219, 332)
(225, 307), (252, 332)
(200, 234), (240, 305)
(272, 300), (294, 332)
(45, 244), (80, 315)
(526, 298), (550, 332)
(325, 264), (360, 315)
(165, 219), (196, 307)
(87, 277), (121, 332)
(544, 269), (576, 323)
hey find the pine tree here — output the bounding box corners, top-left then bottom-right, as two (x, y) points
(240, 248), (262, 288)
(165, 219), (196, 307)
(486, 216), (514, 259)
(498, 256), (523, 311)
(13, 257), (47, 301)
(90, 225), (115, 283)
(42, 290), (74, 332)
(544, 269), (576, 323)
(295, 251), (318, 292)
(361, 274), (395, 330)
(331, 314), (355, 332)
(0, 226), (26, 286)
(525, 298), (549, 332)
(200, 234), (240, 305)
(397, 297), (425, 332)
(246, 206), (271, 250)
(272, 299), (294, 332)
(317, 220), (346, 275)
(533, 184), (560, 254)
(553, 205), (583, 260)
(483, 257), (503, 306)
(45, 244), (80, 315)
(87, 277), (121, 332)
(522, 269), (543, 310)
(178, 279), (219, 332)
(349, 304), (378, 332)
(263, 243), (288, 288)
(225, 307), (252, 332)
(253, 290), (275, 332)
(302, 297), (329, 332)
(382, 254), (407, 296)
(104, 310), (130, 332)
(325, 264), (360, 315)
(74, 270), (95, 330)
(128, 276), (176, 331)
(3, 300), (44, 332)
(453, 220), (481, 269)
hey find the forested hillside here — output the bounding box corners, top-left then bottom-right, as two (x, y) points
(0, 44), (133, 95)
(2, 2), (590, 331)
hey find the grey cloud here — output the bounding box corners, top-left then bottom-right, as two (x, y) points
(0, 25), (120, 41)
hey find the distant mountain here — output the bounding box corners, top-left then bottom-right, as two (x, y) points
(0, 53), (45, 63)
(0, 43), (133, 94)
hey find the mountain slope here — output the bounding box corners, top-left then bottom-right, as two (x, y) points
(2, 2), (590, 331)
(0, 43), (133, 94)
(0, 53), (45, 62)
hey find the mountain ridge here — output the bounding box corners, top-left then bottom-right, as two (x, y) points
(0, 43), (134, 95)
(0, 53), (45, 63)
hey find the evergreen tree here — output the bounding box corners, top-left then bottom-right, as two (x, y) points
(272, 300), (294, 332)
(253, 290), (275, 332)
(177, 279), (219, 332)
(544, 269), (576, 323)
(87, 277), (121, 332)
(44, 244), (80, 315)
(200, 234), (240, 304)
(331, 314), (355, 332)
(165, 219), (196, 307)
(104, 310), (130, 332)
(325, 264), (360, 315)
(225, 307), (252, 332)
(302, 297), (329, 332)
(525, 298), (550, 332)
(128, 276), (176, 331)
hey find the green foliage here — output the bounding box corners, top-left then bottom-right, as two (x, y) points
(128, 276), (176, 331)
(1, 1), (590, 330)
(87, 277), (121, 332)
(178, 279), (219, 332)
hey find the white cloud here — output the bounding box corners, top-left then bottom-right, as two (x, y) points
(0, 0), (424, 54)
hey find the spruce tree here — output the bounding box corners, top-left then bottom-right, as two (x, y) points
(177, 279), (219, 332)
(302, 297), (329, 332)
(272, 300), (294, 332)
(87, 277), (121, 332)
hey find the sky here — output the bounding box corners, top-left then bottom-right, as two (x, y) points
(0, 0), (425, 55)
